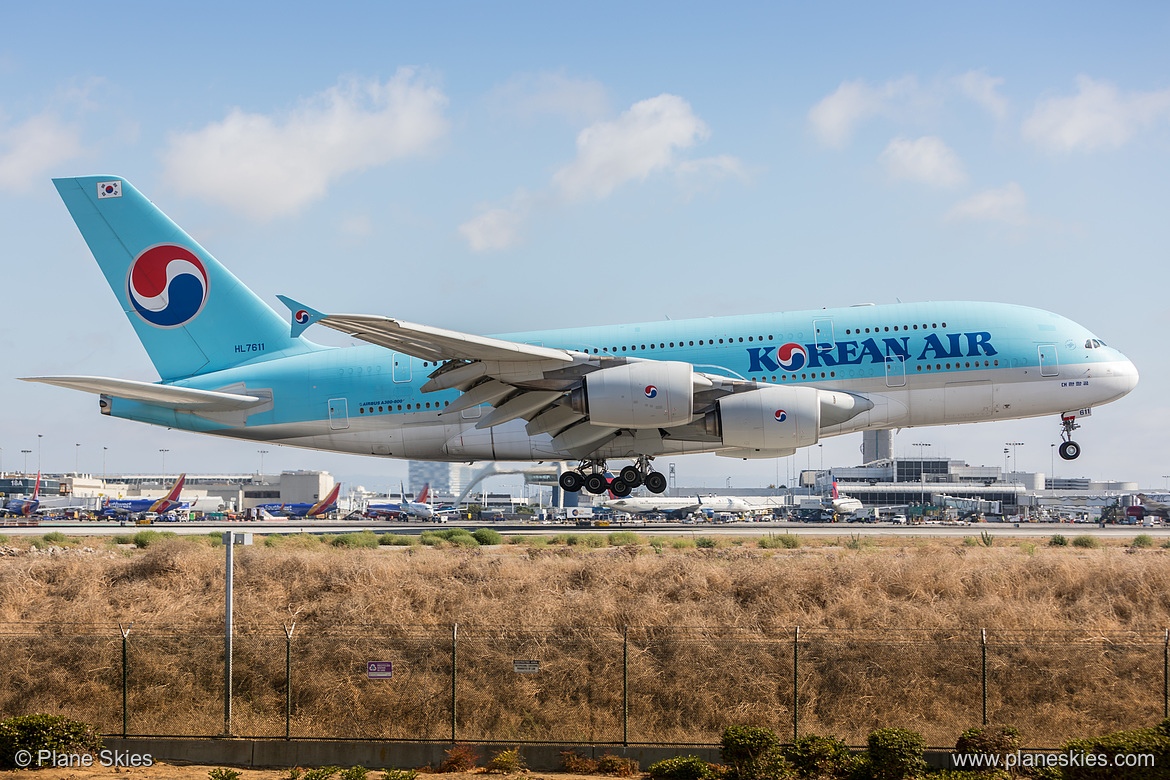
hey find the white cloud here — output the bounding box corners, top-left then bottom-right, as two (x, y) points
(458, 206), (526, 251)
(1022, 75), (1170, 152)
(880, 136), (966, 189)
(487, 72), (609, 124)
(954, 69), (1008, 120)
(162, 69), (448, 220)
(0, 112), (84, 192)
(807, 77), (920, 147)
(945, 182), (1029, 225)
(552, 94), (712, 201)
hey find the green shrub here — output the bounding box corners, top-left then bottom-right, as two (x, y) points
(1071, 535), (1102, 549)
(696, 536), (718, 549)
(866, 727), (926, 780)
(380, 770), (418, 780)
(647, 755), (715, 780)
(302, 768), (341, 780)
(671, 538), (696, 549)
(206, 531), (224, 547)
(721, 725), (787, 780)
(472, 528), (504, 546)
(339, 767), (369, 780)
(378, 533), (416, 546)
(0, 533), (8, 544)
(132, 529), (178, 548)
(759, 534), (800, 549)
(0, 714), (103, 768)
(112, 534), (135, 545)
(608, 531), (640, 546)
(41, 531), (68, 545)
(209, 769), (243, 780)
(1133, 534), (1154, 549)
(330, 531), (379, 548)
(955, 725), (1021, 770)
(1062, 721), (1170, 779)
(486, 747), (525, 773)
(419, 531), (444, 546)
(1048, 534), (1068, 547)
(784, 734), (853, 777)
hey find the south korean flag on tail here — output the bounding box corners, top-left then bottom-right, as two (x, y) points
(96, 180), (122, 198)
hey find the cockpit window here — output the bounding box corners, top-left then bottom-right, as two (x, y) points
(1084, 339), (1105, 349)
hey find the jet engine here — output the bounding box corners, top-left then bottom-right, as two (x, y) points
(705, 386), (873, 451)
(569, 361), (698, 428)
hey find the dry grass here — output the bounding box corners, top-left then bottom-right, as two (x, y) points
(0, 535), (1167, 747)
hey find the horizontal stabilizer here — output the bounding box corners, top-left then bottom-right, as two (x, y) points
(20, 376), (265, 411)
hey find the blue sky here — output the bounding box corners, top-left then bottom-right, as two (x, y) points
(2, 2), (1168, 494)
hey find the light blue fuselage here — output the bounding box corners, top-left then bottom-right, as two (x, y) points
(105, 300), (1137, 462)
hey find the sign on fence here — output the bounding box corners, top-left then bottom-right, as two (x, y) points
(366, 661), (394, 679)
(513, 659), (540, 674)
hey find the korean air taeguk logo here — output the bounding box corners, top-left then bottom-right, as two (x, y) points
(294, 309), (311, 325)
(127, 244), (209, 328)
(776, 343), (808, 371)
(644, 385), (658, 399)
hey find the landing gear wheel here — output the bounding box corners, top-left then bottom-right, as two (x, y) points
(644, 471), (668, 494)
(610, 479), (632, 497)
(619, 466), (643, 487)
(584, 473), (610, 495)
(559, 471), (584, 492)
(1059, 440), (1081, 461)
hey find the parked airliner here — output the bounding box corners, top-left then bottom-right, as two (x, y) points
(367, 483), (434, 519)
(25, 176), (1139, 497)
(103, 474), (188, 516)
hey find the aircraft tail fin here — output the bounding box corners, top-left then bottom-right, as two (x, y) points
(310, 484), (341, 516)
(165, 474), (186, 502)
(32, 472), (40, 500)
(418, 483), (430, 504)
(52, 176), (320, 381)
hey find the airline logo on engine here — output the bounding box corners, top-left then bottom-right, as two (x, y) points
(746, 332), (998, 373)
(774, 410), (787, 422)
(644, 385), (658, 399)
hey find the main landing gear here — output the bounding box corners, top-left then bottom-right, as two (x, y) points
(1058, 413), (1081, 461)
(558, 457), (668, 496)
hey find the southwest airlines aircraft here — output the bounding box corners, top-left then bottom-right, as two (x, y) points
(255, 483), (341, 518)
(25, 177), (1139, 498)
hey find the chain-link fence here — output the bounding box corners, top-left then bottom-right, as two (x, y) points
(0, 624), (1164, 747)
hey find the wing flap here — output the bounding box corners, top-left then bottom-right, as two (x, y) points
(20, 376), (265, 411)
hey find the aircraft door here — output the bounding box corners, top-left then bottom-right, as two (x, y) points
(885, 354), (907, 387)
(392, 352), (412, 382)
(1038, 345), (1059, 377)
(813, 318), (835, 352)
(328, 398), (349, 430)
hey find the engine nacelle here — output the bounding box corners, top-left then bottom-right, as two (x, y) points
(570, 361), (695, 428)
(707, 385), (822, 451)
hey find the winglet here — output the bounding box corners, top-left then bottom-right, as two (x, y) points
(277, 295), (328, 339)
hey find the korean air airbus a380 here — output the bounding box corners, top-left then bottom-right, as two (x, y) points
(24, 176), (1139, 498)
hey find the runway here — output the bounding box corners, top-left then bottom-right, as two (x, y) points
(2, 517), (1165, 539)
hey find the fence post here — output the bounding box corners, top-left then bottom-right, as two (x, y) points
(793, 626), (800, 743)
(119, 622), (132, 738)
(622, 625), (629, 747)
(451, 623), (458, 743)
(284, 622), (296, 741)
(981, 628), (988, 726)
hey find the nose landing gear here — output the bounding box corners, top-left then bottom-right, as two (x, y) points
(1058, 412), (1082, 460)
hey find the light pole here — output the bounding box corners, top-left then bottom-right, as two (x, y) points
(913, 443), (931, 506)
(1050, 444), (1056, 486)
(1163, 476), (1170, 493)
(257, 450), (269, 480)
(1005, 442), (1024, 474)
(21, 449), (31, 475)
(37, 434), (42, 474)
(75, 443), (80, 476)
(103, 447), (108, 482)
(159, 449), (170, 477)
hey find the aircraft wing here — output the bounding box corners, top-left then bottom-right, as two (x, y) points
(19, 376), (265, 411)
